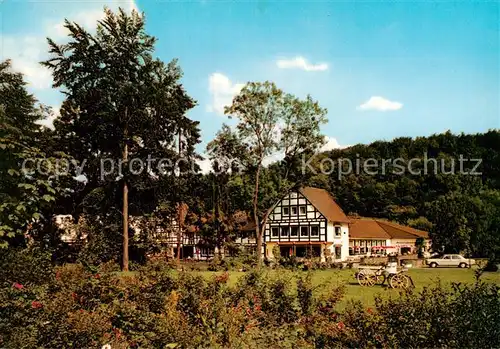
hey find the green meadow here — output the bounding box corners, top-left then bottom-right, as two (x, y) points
(194, 267), (500, 309)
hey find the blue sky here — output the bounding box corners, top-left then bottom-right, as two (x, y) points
(1, 0), (499, 153)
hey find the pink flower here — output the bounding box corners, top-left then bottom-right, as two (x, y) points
(31, 301), (43, 309)
(337, 321), (345, 330)
(367, 307), (373, 314)
(12, 282), (24, 290)
(55, 271), (61, 280)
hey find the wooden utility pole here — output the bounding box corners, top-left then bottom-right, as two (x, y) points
(122, 108), (129, 271)
(254, 156), (263, 268)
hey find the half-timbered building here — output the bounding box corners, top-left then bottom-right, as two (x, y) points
(264, 187), (350, 261)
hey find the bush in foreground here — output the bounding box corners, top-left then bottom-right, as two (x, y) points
(1, 251), (499, 348)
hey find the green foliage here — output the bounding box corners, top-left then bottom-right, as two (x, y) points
(0, 245), (53, 287)
(407, 216), (433, 231)
(212, 81), (328, 264)
(0, 60), (71, 247)
(2, 256), (498, 348)
(40, 8), (201, 265)
(344, 280), (500, 348)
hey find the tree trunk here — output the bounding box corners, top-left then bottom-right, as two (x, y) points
(122, 138), (129, 272)
(254, 163), (262, 267)
(176, 132), (182, 269)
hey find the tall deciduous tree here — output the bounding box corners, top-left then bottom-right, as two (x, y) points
(42, 8), (200, 270)
(0, 60), (71, 247)
(217, 81), (327, 265)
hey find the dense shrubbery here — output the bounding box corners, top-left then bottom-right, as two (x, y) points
(207, 254), (257, 272)
(1, 250), (499, 348)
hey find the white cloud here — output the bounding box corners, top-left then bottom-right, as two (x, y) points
(263, 152), (285, 167)
(47, 0), (139, 39)
(276, 56), (328, 72)
(320, 136), (348, 152)
(48, 10), (106, 39)
(36, 104), (60, 129)
(357, 96), (403, 111)
(1, 0), (139, 90)
(197, 157), (212, 174)
(2, 36), (54, 90)
(206, 73), (244, 115)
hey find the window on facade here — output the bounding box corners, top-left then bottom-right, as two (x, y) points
(310, 226), (319, 236)
(291, 206), (297, 215)
(290, 226), (298, 236)
(281, 227), (289, 237)
(271, 227), (279, 237)
(282, 207), (289, 215)
(334, 226), (341, 236)
(349, 247), (354, 255)
(300, 226), (309, 237)
(335, 246), (342, 259)
(299, 206), (306, 215)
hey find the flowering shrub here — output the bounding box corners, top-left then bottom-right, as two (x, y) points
(1, 252), (499, 348)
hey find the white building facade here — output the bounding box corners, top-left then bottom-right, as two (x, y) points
(264, 187), (350, 262)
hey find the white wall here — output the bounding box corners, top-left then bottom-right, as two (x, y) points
(326, 222), (349, 261)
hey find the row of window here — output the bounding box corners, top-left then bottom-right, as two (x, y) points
(271, 226), (320, 238)
(281, 205), (307, 215)
(278, 246), (343, 259)
(349, 247), (387, 256)
(349, 239), (387, 247)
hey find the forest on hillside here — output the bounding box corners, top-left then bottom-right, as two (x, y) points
(203, 130), (500, 260)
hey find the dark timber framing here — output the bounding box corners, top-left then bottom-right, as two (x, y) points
(264, 191), (328, 243)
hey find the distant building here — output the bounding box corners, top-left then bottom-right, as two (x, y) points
(55, 186), (431, 262)
(264, 187), (430, 261)
(264, 187), (350, 261)
(349, 217), (430, 257)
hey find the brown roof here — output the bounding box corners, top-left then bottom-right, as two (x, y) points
(349, 219), (391, 239)
(298, 187), (350, 223)
(350, 218), (429, 240)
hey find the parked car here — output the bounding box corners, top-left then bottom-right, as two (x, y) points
(426, 254), (475, 268)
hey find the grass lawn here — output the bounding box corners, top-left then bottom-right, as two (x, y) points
(195, 267), (500, 309)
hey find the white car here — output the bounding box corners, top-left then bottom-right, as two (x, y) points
(426, 254), (475, 268)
